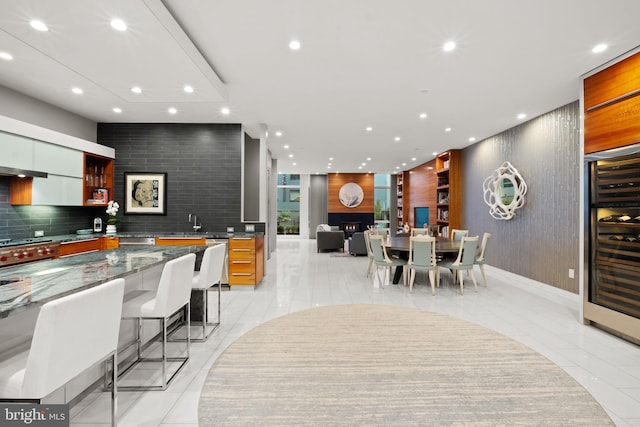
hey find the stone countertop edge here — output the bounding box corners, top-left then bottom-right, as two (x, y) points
(0, 245), (207, 319)
(49, 231), (263, 243)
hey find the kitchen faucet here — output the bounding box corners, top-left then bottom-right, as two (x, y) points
(188, 213), (202, 232)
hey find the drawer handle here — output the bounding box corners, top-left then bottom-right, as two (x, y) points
(232, 261), (252, 264)
(231, 273), (252, 276)
(232, 248), (251, 252)
(232, 238), (252, 240)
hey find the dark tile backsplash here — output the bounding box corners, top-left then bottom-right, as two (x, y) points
(0, 122), (264, 240)
(0, 177), (104, 239)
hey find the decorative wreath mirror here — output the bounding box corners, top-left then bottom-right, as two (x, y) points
(482, 161), (527, 220)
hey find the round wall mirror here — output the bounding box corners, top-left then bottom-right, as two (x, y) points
(483, 162), (527, 220)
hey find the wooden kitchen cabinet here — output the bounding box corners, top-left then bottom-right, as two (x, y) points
(101, 236), (119, 250)
(83, 153), (114, 206)
(155, 237), (207, 246)
(228, 236), (264, 287)
(58, 238), (101, 257)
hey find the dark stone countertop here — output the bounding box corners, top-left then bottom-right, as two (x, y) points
(47, 231), (263, 243)
(0, 245), (206, 319)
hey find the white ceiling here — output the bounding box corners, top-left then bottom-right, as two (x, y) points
(1, 0), (640, 175)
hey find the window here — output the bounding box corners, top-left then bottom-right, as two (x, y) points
(277, 174), (300, 234)
(374, 174), (390, 225)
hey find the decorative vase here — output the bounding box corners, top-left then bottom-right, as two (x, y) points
(106, 224), (117, 234)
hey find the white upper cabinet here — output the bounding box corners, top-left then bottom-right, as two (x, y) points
(0, 131), (34, 169)
(31, 175), (83, 206)
(33, 141), (83, 178)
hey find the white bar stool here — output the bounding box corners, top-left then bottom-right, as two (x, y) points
(119, 253), (196, 391)
(0, 278), (125, 427)
(190, 244), (225, 341)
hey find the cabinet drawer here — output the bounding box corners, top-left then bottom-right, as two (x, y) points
(229, 249), (255, 260)
(228, 261), (255, 274)
(229, 238), (255, 250)
(229, 273), (256, 285)
(155, 237), (206, 246)
(58, 238), (101, 257)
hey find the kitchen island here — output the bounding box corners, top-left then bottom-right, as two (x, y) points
(0, 244), (207, 404)
(0, 244), (207, 319)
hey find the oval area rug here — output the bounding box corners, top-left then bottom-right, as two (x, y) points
(198, 304), (613, 426)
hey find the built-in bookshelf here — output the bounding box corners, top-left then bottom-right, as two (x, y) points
(435, 150), (461, 238)
(396, 172), (405, 225)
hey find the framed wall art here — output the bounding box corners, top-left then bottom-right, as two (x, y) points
(124, 172), (167, 215)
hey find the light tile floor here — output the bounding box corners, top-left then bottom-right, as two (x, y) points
(71, 236), (640, 426)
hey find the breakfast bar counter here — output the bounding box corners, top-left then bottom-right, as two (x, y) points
(0, 245), (206, 319)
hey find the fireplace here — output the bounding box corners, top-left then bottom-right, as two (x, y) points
(341, 222), (361, 237)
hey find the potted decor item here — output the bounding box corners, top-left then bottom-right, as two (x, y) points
(106, 200), (121, 234)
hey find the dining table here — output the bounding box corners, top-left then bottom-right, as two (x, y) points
(384, 236), (460, 284)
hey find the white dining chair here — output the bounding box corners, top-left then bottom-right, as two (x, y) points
(438, 236), (479, 294)
(410, 227), (430, 237)
(119, 253), (196, 391)
(0, 278), (125, 427)
(363, 230), (375, 277)
(407, 235), (439, 294)
(474, 232), (491, 286)
(369, 235), (407, 286)
(450, 229), (469, 243)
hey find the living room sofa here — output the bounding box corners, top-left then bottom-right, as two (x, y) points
(348, 232), (367, 256)
(316, 228), (345, 253)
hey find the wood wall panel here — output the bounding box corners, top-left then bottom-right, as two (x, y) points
(327, 173), (374, 213)
(584, 52), (640, 110)
(584, 95), (640, 153)
(405, 160), (437, 227)
(584, 50), (640, 154)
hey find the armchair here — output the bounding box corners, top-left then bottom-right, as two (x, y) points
(317, 229), (345, 252)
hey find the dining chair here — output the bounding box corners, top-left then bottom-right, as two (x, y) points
(474, 232), (491, 286)
(450, 229), (469, 243)
(191, 244), (226, 341)
(119, 253), (196, 391)
(376, 228), (390, 238)
(369, 235), (407, 286)
(0, 278), (125, 427)
(363, 230), (375, 277)
(438, 235), (479, 294)
(410, 227), (430, 237)
(407, 235), (439, 294)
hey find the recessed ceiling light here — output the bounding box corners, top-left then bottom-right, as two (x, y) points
(366, 157), (371, 161)
(432, 152), (438, 156)
(110, 19), (127, 32)
(71, 87), (83, 95)
(517, 113), (526, 120)
(411, 157), (417, 161)
(445, 128), (452, 132)
(592, 43), (608, 53)
(394, 137), (401, 142)
(395, 166), (400, 169)
(131, 86), (142, 94)
(168, 107), (177, 114)
(358, 166), (363, 170)
(221, 107), (230, 115)
(402, 162), (407, 166)
(443, 41), (456, 52)
(327, 166), (331, 169)
(0, 52), (13, 60)
(288, 154), (294, 158)
(329, 157), (334, 161)
(17, 174), (26, 178)
(469, 137), (476, 142)
(30, 20), (48, 32)
(283, 144), (290, 149)
(289, 40), (301, 50)
(419, 113), (427, 119)
(113, 107), (122, 113)
(365, 126), (373, 132)
(361, 162), (366, 166)
(275, 131), (283, 137)
(328, 162), (332, 166)
(183, 85), (194, 93)
(292, 162), (297, 166)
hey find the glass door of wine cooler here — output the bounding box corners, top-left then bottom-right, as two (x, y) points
(587, 150), (640, 324)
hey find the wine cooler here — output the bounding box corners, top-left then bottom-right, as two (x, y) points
(585, 144), (640, 342)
